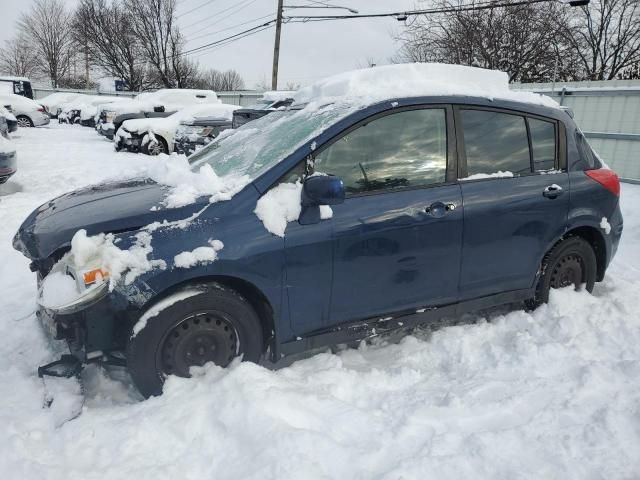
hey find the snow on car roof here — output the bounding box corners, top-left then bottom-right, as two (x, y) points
(262, 90), (295, 102)
(293, 63), (559, 109)
(0, 76), (30, 82)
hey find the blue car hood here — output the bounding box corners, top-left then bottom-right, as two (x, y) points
(13, 178), (207, 261)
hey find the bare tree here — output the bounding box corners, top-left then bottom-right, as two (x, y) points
(561, 0), (640, 80)
(0, 34), (40, 78)
(18, 0), (75, 87)
(198, 69), (245, 91)
(125, 0), (200, 88)
(395, 0), (582, 82)
(73, 0), (151, 91)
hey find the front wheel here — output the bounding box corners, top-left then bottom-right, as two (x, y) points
(527, 236), (597, 309)
(126, 285), (264, 398)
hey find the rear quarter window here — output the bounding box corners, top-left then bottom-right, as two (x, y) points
(575, 131), (602, 169)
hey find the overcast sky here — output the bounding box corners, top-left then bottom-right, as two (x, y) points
(0, 0), (419, 89)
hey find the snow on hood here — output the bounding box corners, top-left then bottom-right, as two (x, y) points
(294, 63), (559, 109)
(121, 104), (239, 135)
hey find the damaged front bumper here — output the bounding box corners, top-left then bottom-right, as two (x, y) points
(35, 280), (142, 377)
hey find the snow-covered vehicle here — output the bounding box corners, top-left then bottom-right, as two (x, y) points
(0, 106), (18, 133)
(13, 63), (623, 398)
(115, 103), (239, 155)
(57, 96), (124, 126)
(98, 89), (219, 140)
(0, 111), (17, 183)
(231, 90), (294, 128)
(0, 76), (33, 99)
(38, 92), (87, 118)
(0, 93), (49, 127)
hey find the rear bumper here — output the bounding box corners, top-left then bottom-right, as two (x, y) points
(33, 114), (50, 127)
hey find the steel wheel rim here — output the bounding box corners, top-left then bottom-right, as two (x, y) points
(157, 311), (239, 378)
(550, 253), (584, 289)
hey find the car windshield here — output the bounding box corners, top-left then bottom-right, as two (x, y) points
(244, 99), (274, 110)
(189, 101), (356, 181)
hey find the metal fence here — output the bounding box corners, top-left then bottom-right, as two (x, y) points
(32, 87), (264, 107)
(512, 80), (640, 183)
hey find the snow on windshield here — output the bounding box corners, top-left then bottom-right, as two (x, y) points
(189, 101), (356, 181)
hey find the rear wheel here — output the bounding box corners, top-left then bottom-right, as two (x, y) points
(127, 286), (264, 398)
(526, 236), (597, 309)
(16, 115), (33, 128)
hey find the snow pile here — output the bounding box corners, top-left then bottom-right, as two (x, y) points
(146, 155), (249, 208)
(69, 229), (166, 288)
(294, 63), (559, 109)
(174, 239), (224, 268)
(462, 171), (515, 180)
(107, 89), (219, 116)
(254, 181), (332, 237)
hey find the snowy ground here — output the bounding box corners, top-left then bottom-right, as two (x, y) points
(1, 124), (639, 479)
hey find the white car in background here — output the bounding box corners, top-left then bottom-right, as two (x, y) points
(114, 103), (239, 155)
(37, 92), (87, 118)
(98, 89), (220, 140)
(0, 93), (50, 127)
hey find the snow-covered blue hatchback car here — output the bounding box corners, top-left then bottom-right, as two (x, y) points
(13, 64), (623, 397)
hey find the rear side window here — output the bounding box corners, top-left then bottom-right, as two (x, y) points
(576, 131), (602, 169)
(315, 108), (447, 195)
(528, 118), (556, 171)
(460, 110), (531, 177)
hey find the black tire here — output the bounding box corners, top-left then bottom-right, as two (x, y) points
(143, 136), (168, 156)
(126, 285), (264, 398)
(16, 115), (33, 128)
(526, 236), (597, 310)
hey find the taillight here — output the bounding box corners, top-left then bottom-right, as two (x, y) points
(37, 107), (45, 112)
(585, 169), (620, 196)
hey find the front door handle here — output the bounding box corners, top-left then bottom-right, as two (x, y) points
(543, 184), (564, 199)
(425, 202), (456, 218)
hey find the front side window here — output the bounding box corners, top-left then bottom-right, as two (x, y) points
(461, 109), (531, 177)
(529, 118), (556, 171)
(315, 108), (447, 195)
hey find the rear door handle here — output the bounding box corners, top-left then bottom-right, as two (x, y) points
(425, 202), (456, 218)
(543, 184), (564, 199)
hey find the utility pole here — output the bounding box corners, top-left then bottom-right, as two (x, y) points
(271, 0), (284, 90)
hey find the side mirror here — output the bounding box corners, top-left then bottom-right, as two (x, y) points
(299, 175), (344, 225)
(302, 175), (345, 207)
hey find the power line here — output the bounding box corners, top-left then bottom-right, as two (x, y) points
(185, 13), (274, 44)
(181, 0), (254, 31)
(176, 0), (218, 19)
(188, 23), (276, 60)
(182, 19), (278, 56)
(283, 0), (560, 21)
(183, 0), (262, 39)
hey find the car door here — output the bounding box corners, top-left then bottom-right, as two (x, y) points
(304, 105), (463, 327)
(455, 106), (569, 300)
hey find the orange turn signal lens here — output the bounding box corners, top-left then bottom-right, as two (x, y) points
(83, 269), (109, 285)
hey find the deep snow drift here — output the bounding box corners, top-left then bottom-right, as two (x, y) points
(0, 125), (639, 479)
